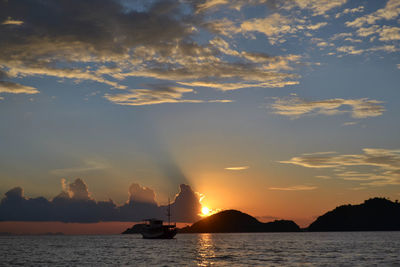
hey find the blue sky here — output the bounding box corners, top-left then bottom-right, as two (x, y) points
(0, 0), (400, 225)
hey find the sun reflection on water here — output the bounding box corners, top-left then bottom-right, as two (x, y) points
(195, 233), (216, 266)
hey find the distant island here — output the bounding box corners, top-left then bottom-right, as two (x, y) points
(308, 197), (400, 231)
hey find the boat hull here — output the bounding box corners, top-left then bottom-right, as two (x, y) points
(141, 228), (177, 239)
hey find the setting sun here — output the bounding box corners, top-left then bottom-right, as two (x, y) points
(201, 206), (210, 216)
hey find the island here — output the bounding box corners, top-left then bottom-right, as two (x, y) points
(122, 223), (147, 234)
(308, 197), (400, 231)
(179, 209), (300, 233)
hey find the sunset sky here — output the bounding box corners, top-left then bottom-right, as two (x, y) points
(1, 0), (400, 232)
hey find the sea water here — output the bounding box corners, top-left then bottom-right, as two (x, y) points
(1, 232), (400, 266)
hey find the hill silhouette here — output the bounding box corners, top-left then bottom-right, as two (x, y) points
(179, 210), (300, 233)
(122, 223), (147, 234)
(308, 197), (400, 231)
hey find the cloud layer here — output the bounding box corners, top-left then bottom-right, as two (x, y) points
(1, 0), (398, 104)
(0, 178), (202, 223)
(0, 0), (302, 104)
(281, 149), (400, 186)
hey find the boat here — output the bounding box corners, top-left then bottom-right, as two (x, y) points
(140, 198), (177, 239)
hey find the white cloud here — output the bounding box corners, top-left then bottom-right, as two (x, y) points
(240, 14), (294, 44)
(336, 46), (364, 55)
(196, 0), (268, 12)
(225, 166), (249, 171)
(346, 0), (400, 28)
(178, 80), (299, 91)
(378, 26), (400, 41)
(0, 81), (39, 94)
(104, 85), (232, 106)
(238, 14), (328, 44)
(335, 6), (364, 19)
(306, 22), (328, 30)
(269, 185), (317, 191)
(270, 96), (384, 119)
(104, 86), (203, 106)
(290, 0), (347, 16)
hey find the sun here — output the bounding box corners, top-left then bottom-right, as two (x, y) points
(201, 206), (211, 216)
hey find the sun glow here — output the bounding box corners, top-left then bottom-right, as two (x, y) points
(202, 206), (211, 216)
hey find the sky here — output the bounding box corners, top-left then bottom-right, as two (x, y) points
(0, 0), (400, 232)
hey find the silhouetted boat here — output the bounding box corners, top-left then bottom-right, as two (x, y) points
(141, 219), (177, 239)
(140, 198), (177, 239)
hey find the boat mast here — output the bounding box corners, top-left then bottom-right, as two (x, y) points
(167, 197), (171, 225)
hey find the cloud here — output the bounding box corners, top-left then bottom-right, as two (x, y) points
(353, 25), (400, 42)
(225, 166), (249, 170)
(195, 0), (269, 13)
(0, 0), (301, 105)
(315, 175), (331, 179)
(1, 0), (191, 89)
(342, 121), (358, 126)
(281, 149), (400, 186)
(335, 6), (364, 19)
(240, 14), (294, 43)
(50, 159), (109, 176)
(66, 178), (92, 201)
(104, 86), (204, 106)
(178, 80), (299, 91)
(0, 178), (203, 222)
(268, 185), (317, 191)
(346, 0), (400, 28)
(288, 0), (348, 16)
(1, 17), (23, 25)
(169, 184), (202, 222)
(237, 14), (327, 44)
(337, 44), (398, 55)
(269, 96), (385, 119)
(0, 81), (39, 94)
(127, 183), (157, 205)
(336, 46), (364, 55)
(103, 84), (232, 106)
(378, 26), (400, 41)
(196, 0), (347, 16)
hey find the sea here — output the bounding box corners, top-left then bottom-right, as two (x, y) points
(1, 232), (400, 266)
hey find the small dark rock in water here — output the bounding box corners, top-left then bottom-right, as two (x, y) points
(308, 197), (400, 231)
(178, 209), (300, 233)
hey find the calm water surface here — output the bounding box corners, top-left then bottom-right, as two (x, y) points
(1, 232), (400, 266)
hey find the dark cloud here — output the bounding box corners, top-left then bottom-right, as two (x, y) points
(0, 178), (202, 223)
(67, 178), (92, 201)
(168, 184), (202, 222)
(128, 183), (157, 205)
